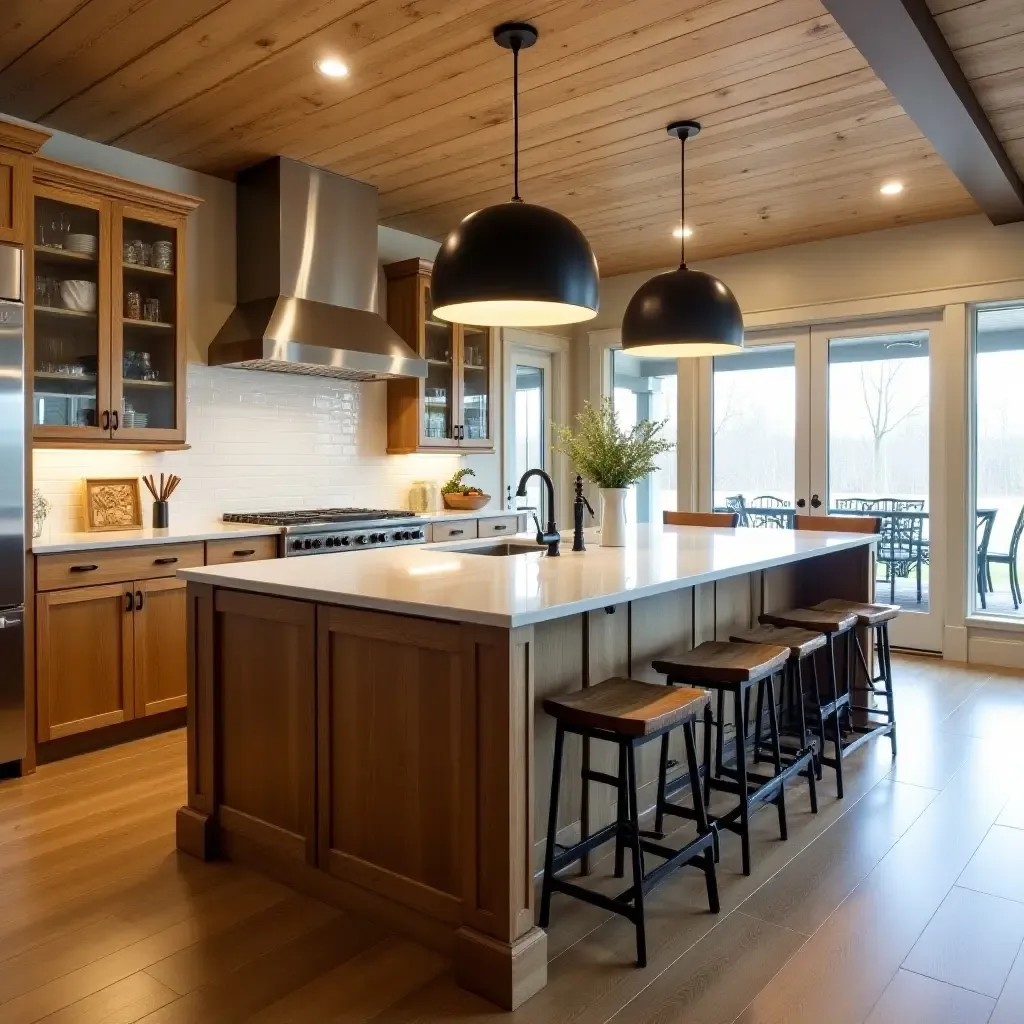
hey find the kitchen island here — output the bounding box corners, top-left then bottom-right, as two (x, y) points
(176, 524), (876, 1009)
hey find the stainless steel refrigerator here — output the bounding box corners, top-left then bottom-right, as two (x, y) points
(0, 244), (25, 765)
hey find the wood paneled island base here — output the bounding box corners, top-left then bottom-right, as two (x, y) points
(175, 527), (875, 1009)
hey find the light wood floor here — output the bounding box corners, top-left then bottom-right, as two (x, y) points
(2, 655), (1023, 1023)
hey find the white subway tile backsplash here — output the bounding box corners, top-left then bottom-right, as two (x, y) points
(34, 364), (498, 534)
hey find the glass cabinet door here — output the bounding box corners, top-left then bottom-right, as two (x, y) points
(32, 189), (110, 440)
(460, 325), (493, 447)
(420, 278), (458, 446)
(111, 206), (185, 442)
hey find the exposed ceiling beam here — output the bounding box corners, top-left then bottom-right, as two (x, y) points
(822, 0), (1024, 224)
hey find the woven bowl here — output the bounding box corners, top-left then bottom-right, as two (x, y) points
(442, 493), (490, 511)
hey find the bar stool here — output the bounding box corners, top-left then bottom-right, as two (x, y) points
(729, 623), (827, 780)
(651, 640), (812, 876)
(758, 606), (858, 798)
(540, 677), (719, 968)
(811, 598), (899, 757)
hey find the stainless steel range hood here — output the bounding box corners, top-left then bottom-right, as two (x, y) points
(209, 158), (426, 381)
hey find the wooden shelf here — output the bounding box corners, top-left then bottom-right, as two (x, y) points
(35, 245), (97, 265)
(122, 377), (173, 388)
(426, 358), (453, 367)
(463, 364), (487, 371)
(35, 370), (97, 383)
(123, 318), (174, 330)
(123, 262), (174, 277)
(36, 305), (96, 319)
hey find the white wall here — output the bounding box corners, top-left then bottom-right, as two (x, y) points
(30, 127), (499, 532)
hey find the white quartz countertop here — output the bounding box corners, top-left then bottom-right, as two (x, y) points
(32, 521), (281, 554)
(177, 524), (876, 628)
(417, 507), (529, 521)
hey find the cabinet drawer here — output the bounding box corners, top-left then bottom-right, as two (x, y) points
(429, 520), (478, 543)
(205, 536), (279, 565)
(477, 516), (519, 537)
(36, 542), (204, 592)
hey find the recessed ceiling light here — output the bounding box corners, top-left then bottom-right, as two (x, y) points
(880, 180), (904, 196)
(672, 225), (693, 239)
(315, 57), (349, 79)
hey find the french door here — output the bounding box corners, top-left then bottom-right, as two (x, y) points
(504, 346), (553, 518)
(709, 315), (942, 651)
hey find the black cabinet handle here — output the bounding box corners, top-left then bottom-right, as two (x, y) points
(810, 494), (822, 509)
(70, 564), (98, 573)
(233, 549), (256, 557)
(125, 592), (133, 612)
(111, 410), (119, 431)
(135, 590), (144, 611)
(154, 556), (178, 565)
(450, 529), (464, 536)
(796, 498), (806, 508)
(493, 524), (507, 531)
(101, 410), (110, 430)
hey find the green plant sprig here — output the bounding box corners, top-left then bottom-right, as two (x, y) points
(441, 467), (477, 495)
(553, 398), (674, 490)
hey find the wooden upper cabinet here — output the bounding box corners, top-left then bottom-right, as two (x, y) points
(0, 120), (49, 246)
(30, 159), (199, 449)
(385, 258), (496, 454)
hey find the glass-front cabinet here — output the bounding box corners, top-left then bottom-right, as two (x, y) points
(385, 258), (496, 454)
(30, 162), (195, 448)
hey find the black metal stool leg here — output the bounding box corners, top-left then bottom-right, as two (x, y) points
(654, 732), (669, 837)
(881, 624), (897, 757)
(765, 672), (788, 841)
(826, 634), (845, 799)
(614, 741), (627, 878)
(733, 687), (751, 876)
(625, 742), (647, 967)
(795, 657), (816, 779)
(714, 690), (725, 778)
(752, 678), (765, 764)
(811, 654), (826, 781)
(683, 719), (719, 913)
(539, 723), (565, 928)
(702, 702), (713, 808)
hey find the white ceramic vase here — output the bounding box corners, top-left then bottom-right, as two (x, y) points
(600, 487), (628, 547)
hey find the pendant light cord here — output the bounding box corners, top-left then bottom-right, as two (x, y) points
(512, 38), (522, 202)
(679, 133), (687, 269)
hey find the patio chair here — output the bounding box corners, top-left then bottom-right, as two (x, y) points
(984, 505), (1024, 609)
(876, 511), (925, 604)
(976, 510), (997, 610)
(747, 495), (790, 529)
(834, 497), (878, 512)
(724, 494), (748, 526)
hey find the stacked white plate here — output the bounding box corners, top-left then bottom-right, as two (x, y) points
(65, 233), (98, 256)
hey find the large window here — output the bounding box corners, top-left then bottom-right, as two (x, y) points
(612, 351), (677, 524)
(973, 305), (1024, 616)
(712, 344), (796, 526)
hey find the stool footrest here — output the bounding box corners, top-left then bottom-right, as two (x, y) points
(550, 822), (619, 874)
(842, 722), (895, 758)
(581, 768), (620, 788)
(548, 878), (641, 921)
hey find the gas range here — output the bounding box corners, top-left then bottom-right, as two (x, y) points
(222, 508), (428, 557)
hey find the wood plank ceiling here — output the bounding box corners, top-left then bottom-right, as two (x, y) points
(0, 0), (1011, 275)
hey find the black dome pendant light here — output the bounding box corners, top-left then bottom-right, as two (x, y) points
(431, 23), (599, 328)
(621, 121), (743, 357)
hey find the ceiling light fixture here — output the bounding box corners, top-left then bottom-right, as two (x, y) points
(672, 226), (693, 240)
(430, 23), (599, 327)
(622, 121), (743, 358)
(880, 180), (904, 196)
(315, 57), (349, 79)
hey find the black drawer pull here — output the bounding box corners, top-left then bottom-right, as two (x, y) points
(111, 410), (119, 431)
(70, 564), (98, 573)
(125, 592), (133, 612)
(154, 556), (178, 565)
(450, 529), (464, 536)
(135, 590), (144, 611)
(233, 549), (256, 557)
(492, 524), (507, 531)
(101, 410), (110, 431)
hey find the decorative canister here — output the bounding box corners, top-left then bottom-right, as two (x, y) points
(123, 241), (138, 264)
(125, 290), (142, 319)
(152, 240), (173, 270)
(143, 297), (161, 322)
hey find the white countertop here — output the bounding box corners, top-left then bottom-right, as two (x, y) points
(32, 521), (281, 554)
(177, 524), (876, 628)
(417, 507), (529, 521)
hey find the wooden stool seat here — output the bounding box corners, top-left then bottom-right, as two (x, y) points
(760, 607), (858, 634)
(543, 678), (709, 738)
(652, 640), (789, 686)
(812, 597), (900, 626)
(729, 624), (826, 658)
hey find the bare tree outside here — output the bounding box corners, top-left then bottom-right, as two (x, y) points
(858, 362), (925, 491)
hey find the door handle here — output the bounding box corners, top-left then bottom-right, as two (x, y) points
(810, 494), (822, 509)
(111, 409), (119, 431)
(101, 410), (110, 431)
(135, 589), (144, 611)
(125, 591), (133, 612)
(796, 498), (806, 509)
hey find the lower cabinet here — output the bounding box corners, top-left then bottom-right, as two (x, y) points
(35, 576), (187, 741)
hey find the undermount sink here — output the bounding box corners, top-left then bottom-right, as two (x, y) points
(437, 541), (546, 557)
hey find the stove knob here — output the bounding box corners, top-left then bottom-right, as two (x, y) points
(341, 536), (351, 546)
(412, 529), (424, 540)
(290, 539), (303, 551)
(401, 531), (411, 540)
(375, 533), (386, 543)
(355, 535), (367, 545)
(324, 537), (334, 548)
(312, 538), (322, 549)
(303, 538), (313, 550)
